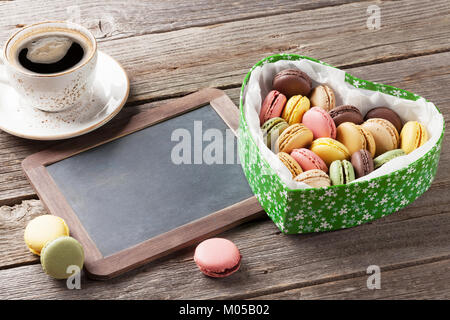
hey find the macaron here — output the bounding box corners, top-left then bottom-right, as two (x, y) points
(329, 105), (364, 127)
(364, 107), (403, 133)
(362, 118), (399, 156)
(294, 169), (331, 188)
(290, 148), (328, 173)
(278, 152), (303, 178)
(351, 149), (374, 178)
(272, 69), (312, 98)
(261, 117), (289, 150)
(329, 160), (355, 185)
(373, 149), (406, 169)
(194, 238), (241, 278)
(309, 84), (335, 111)
(40, 236), (84, 279)
(310, 138), (350, 166)
(400, 121), (429, 154)
(302, 107), (337, 139)
(277, 123), (313, 153)
(259, 90), (287, 125)
(336, 122), (376, 156)
(281, 95), (310, 125)
(24, 215), (70, 255)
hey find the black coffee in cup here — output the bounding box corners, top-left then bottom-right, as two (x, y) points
(11, 29), (92, 75)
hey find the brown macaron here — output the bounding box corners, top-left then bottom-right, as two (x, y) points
(364, 107), (403, 133)
(278, 152), (303, 178)
(329, 105), (364, 127)
(272, 69), (312, 98)
(351, 149), (374, 178)
(309, 85), (336, 111)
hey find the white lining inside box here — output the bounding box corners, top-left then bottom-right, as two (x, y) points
(242, 58), (444, 189)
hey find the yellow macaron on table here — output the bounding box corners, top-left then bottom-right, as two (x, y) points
(238, 54), (444, 234)
(24, 215), (69, 255)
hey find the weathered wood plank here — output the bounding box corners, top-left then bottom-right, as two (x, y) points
(0, 209), (449, 299)
(0, 0), (361, 42)
(96, 0), (450, 104)
(2, 178), (448, 270)
(251, 259), (450, 299)
(1, 50), (449, 205)
(0, 0), (448, 106)
(0, 200), (45, 269)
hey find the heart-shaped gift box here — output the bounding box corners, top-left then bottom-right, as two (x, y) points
(238, 54), (444, 234)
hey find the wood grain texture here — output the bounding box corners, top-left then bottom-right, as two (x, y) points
(0, 208), (449, 299)
(0, 0), (360, 42)
(252, 259), (450, 300)
(1, 51), (449, 205)
(0, 0), (447, 105)
(0, 200), (45, 269)
(0, 0), (449, 300)
(94, 0), (450, 104)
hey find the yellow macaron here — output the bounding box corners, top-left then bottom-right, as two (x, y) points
(310, 137), (350, 166)
(24, 215), (69, 255)
(282, 95), (310, 125)
(400, 121), (428, 154)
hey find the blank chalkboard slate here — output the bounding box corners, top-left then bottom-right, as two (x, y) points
(22, 89), (263, 279)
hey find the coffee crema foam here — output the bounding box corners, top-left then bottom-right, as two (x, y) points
(9, 29), (93, 74)
(26, 36), (73, 64)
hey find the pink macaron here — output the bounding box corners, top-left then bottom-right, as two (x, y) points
(290, 148), (328, 173)
(259, 90), (287, 125)
(302, 106), (336, 139)
(194, 238), (241, 278)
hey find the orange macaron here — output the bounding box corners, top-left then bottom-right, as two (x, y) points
(336, 122), (376, 157)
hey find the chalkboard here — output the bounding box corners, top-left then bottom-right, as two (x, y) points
(22, 89), (263, 279)
(47, 104), (253, 257)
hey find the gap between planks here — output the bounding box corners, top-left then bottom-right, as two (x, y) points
(1, 49), (450, 207)
(0, 207), (449, 299)
(248, 258), (450, 300)
(107, 46), (450, 113)
(226, 255), (450, 300)
(0, 0), (370, 42)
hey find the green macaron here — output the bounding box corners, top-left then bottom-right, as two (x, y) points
(261, 117), (289, 150)
(374, 149), (406, 169)
(40, 236), (84, 279)
(329, 159), (355, 185)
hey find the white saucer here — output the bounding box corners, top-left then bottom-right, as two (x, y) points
(0, 51), (129, 140)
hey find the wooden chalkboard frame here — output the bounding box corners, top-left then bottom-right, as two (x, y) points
(22, 88), (263, 280)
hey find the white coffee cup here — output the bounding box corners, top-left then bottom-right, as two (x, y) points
(0, 21), (98, 112)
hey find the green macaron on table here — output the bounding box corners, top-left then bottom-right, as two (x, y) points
(238, 54), (445, 234)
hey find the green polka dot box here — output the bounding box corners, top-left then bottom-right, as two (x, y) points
(238, 54), (445, 234)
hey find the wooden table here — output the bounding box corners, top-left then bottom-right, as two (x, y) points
(0, 0), (449, 300)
